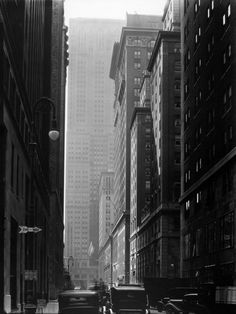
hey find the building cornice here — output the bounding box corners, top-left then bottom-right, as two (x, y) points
(117, 27), (159, 69)
(147, 30), (180, 72)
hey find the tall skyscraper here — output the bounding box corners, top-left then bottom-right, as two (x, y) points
(180, 0), (236, 308)
(65, 18), (124, 288)
(110, 14), (162, 284)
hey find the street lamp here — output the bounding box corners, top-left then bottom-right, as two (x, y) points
(32, 97), (59, 141)
(23, 97), (59, 314)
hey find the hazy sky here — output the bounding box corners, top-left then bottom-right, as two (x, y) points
(64, 0), (167, 20)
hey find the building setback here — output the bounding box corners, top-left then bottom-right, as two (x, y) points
(65, 18), (124, 289)
(0, 0), (67, 313)
(180, 0), (236, 307)
(110, 14), (162, 284)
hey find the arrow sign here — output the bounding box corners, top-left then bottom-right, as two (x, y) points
(19, 226), (28, 234)
(32, 226), (42, 233)
(19, 226), (42, 234)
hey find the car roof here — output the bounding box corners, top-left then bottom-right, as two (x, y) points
(112, 286), (145, 291)
(59, 290), (98, 296)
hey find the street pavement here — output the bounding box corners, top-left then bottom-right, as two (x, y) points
(36, 302), (163, 313)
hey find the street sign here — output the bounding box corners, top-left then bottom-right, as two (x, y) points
(19, 226), (42, 234)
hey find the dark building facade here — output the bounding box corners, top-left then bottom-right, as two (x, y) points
(130, 100), (158, 283)
(0, 0), (67, 312)
(147, 29), (181, 279)
(180, 0), (236, 306)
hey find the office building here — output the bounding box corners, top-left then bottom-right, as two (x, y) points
(65, 18), (124, 288)
(98, 172), (114, 285)
(180, 0), (236, 305)
(146, 0), (181, 278)
(110, 14), (162, 284)
(0, 0), (67, 312)
(130, 72), (157, 282)
(98, 171), (114, 249)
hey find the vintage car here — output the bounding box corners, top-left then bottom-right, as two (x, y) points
(105, 285), (150, 314)
(156, 287), (211, 314)
(164, 293), (211, 314)
(58, 289), (102, 314)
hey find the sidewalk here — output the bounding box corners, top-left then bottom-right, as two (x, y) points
(36, 300), (58, 314)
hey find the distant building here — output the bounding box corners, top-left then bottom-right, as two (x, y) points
(65, 17), (124, 289)
(110, 13), (162, 284)
(0, 0), (67, 312)
(130, 82), (157, 283)
(180, 0), (236, 303)
(98, 171), (114, 249)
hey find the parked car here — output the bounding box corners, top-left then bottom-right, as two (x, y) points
(104, 285), (150, 314)
(164, 293), (210, 314)
(58, 289), (102, 314)
(156, 287), (211, 314)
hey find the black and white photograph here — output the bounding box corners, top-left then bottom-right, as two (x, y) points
(0, 0), (235, 313)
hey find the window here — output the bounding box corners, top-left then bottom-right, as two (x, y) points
(196, 191), (202, 204)
(134, 77), (141, 85)
(175, 119), (181, 127)
(134, 39), (142, 46)
(184, 48), (191, 70)
(134, 62), (141, 69)
(148, 40), (155, 48)
(175, 101), (180, 109)
(145, 181), (151, 190)
(220, 212), (234, 249)
(222, 4), (231, 27)
(185, 140), (191, 158)
(195, 157), (202, 173)
(194, 90), (202, 113)
(206, 221), (216, 253)
(185, 107), (191, 128)
(194, 0), (200, 16)
(174, 61), (181, 71)
(223, 14), (226, 25)
(195, 125), (202, 146)
(184, 81), (189, 99)
(207, 108), (215, 130)
(175, 135), (180, 146)
(147, 51), (152, 60)
(174, 80), (180, 90)
(134, 50), (141, 58)
(223, 85), (232, 113)
(227, 4), (231, 17)
(195, 27), (201, 46)
(134, 88), (140, 97)
(223, 44), (232, 66)
(185, 169), (191, 184)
